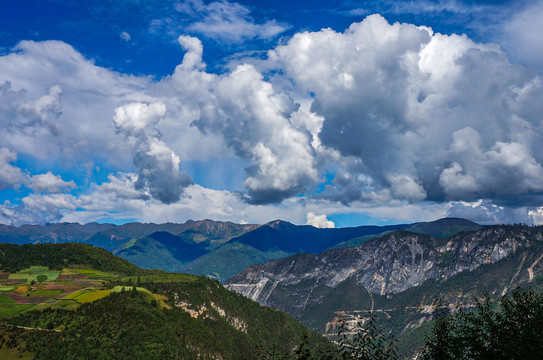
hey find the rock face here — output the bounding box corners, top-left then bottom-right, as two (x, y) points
(226, 225), (543, 337)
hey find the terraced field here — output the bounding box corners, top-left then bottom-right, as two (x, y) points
(0, 266), (180, 318)
(0, 266), (135, 317)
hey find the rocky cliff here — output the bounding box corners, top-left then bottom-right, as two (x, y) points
(226, 225), (543, 348)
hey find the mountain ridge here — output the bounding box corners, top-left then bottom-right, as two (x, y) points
(0, 218), (482, 281)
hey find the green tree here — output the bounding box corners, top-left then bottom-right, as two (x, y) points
(294, 334), (313, 359)
(36, 274), (48, 282)
(337, 312), (398, 360)
(422, 288), (543, 359)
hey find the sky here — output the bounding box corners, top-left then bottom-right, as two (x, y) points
(1, 0), (543, 228)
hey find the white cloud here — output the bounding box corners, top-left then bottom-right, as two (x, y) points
(439, 162), (479, 199)
(529, 207), (543, 225)
(120, 31), (131, 42)
(0, 147), (75, 194)
(269, 14), (543, 206)
(113, 102), (193, 204)
(305, 212), (335, 228)
(0, 40), (151, 166)
(0, 148), (25, 190)
(500, 1), (543, 67)
(191, 62), (318, 203)
(28, 172), (76, 193)
(175, 0), (289, 43)
(2, 14), (543, 226)
(0, 193), (80, 225)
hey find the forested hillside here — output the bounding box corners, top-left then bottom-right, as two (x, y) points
(0, 243), (333, 359)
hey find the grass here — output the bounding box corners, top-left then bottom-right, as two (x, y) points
(50, 299), (80, 311)
(14, 285), (28, 293)
(8, 267), (60, 283)
(8, 273), (29, 280)
(0, 286), (15, 292)
(70, 268), (117, 279)
(0, 344), (34, 360)
(62, 290), (90, 300)
(62, 289), (114, 303)
(0, 294), (15, 304)
(0, 304), (35, 317)
(29, 289), (63, 297)
(152, 294), (172, 309)
(72, 268), (102, 274)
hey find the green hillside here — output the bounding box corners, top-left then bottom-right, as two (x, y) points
(0, 243), (333, 359)
(0, 243), (146, 275)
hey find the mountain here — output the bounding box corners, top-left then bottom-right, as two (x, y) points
(226, 225), (543, 355)
(0, 222), (116, 244)
(86, 219), (259, 252)
(0, 242), (333, 359)
(183, 220), (409, 281)
(407, 217), (481, 238)
(0, 220), (259, 273)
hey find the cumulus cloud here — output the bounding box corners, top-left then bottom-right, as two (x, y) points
(192, 63), (318, 203)
(529, 207), (543, 225)
(113, 102), (193, 204)
(0, 148), (25, 190)
(445, 199), (534, 225)
(0, 40), (151, 164)
(28, 172), (76, 193)
(0, 147), (75, 194)
(0, 193), (80, 225)
(269, 14), (543, 207)
(305, 212), (335, 228)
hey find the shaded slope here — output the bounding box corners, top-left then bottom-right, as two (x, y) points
(187, 221), (410, 281)
(407, 217), (482, 238)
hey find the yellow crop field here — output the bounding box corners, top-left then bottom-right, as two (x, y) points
(76, 290), (111, 303)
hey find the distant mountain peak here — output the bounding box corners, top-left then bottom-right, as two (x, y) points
(265, 219), (295, 228)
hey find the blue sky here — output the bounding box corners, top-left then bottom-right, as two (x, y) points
(1, 0), (543, 227)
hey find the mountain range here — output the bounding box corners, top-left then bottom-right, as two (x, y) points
(0, 218), (480, 282)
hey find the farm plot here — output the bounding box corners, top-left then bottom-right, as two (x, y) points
(0, 304), (35, 317)
(63, 289), (112, 303)
(0, 273), (10, 283)
(0, 292), (36, 317)
(8, 267), (60, 283)
(71, 268), (117, 279)
(29, 289), (63, 297)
